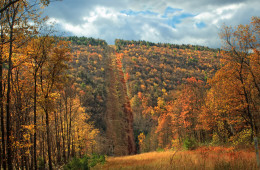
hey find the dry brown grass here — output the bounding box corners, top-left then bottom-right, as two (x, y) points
(92, 147), (258, 170)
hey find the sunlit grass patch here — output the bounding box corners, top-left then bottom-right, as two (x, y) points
(93, 147), (258, 170)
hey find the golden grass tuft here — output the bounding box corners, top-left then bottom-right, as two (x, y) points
(93, 147), (258, 170)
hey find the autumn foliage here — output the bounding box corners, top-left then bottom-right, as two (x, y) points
(0, 1), (259, 168)
(0, 1), (98, 169)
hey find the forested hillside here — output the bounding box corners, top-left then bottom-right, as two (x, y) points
(67, 27), (259, 157)
(114, 40), (221, 150)
(66, 37), (223, 153)
(0, 0), (259, 168)
(68, 43), (136, 156)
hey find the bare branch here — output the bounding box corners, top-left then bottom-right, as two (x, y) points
(0, 0), (20, 14)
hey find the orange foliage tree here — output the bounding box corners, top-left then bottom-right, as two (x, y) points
(213, 17), (259, 140)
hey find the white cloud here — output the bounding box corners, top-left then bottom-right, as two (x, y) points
(44, 0), (260, 48)
(215, 3), (244, 15)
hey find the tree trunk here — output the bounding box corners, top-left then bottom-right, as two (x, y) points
(0, 23), (6, 170)
(33, 73), (37, 170)
(6, 3), (20, 168)
(60, 96), (66, 163)
(54, 111), (61, 164)
(6, 20), (14, 170)
(45, 107), (52, 170)
(65, 96), (68, 161)
(41, 115), (46, 170)
(67, 99), (72, 160)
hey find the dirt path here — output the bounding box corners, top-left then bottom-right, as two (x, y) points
(104, 46), (136, 156)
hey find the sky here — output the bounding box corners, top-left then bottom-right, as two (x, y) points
(42, 0), (260, 48)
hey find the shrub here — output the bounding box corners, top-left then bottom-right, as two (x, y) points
(171, 138), (180, 149)
(228, 129), (251, 146)
(89, 153), (106, 167)
(156, 148), (164, 152)
(63, 154), (106, 170)
(37, 157), (45, 170)
(183, 138), (196, 150)
(63, 156), (89, 170)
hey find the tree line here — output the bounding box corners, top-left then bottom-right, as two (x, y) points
(59, 36), (108, 47)
(115, 39), (220, 52)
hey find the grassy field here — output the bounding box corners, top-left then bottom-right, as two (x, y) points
(93, 147), (258, 170)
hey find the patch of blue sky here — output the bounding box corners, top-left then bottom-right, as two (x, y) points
(162, 7), (182, 18)
(120, 9), (158, 16)
(166, 13), (196, 28)
(196, 22), (206, 28)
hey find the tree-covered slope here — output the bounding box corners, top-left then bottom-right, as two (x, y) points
(68, 37), (222, 154)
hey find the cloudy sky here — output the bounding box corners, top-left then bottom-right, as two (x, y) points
(43, 0), (260, 48)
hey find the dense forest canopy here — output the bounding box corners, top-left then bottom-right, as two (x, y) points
(0, 0), (259, 169)
(115, 39), (220, 52)
(59, 36), (108, 47)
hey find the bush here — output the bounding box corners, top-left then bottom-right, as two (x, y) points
(63, 156), (89, 170)
(156, 148), (164, 152)
(183, 138), (196, 150)
(228, 129), (251, 146)
(63, 154), (106, 170)
(89, 153), (106, 167)
(37, 157), (45, 170)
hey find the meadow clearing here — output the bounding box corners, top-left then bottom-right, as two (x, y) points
(93, 147), (258, 170)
